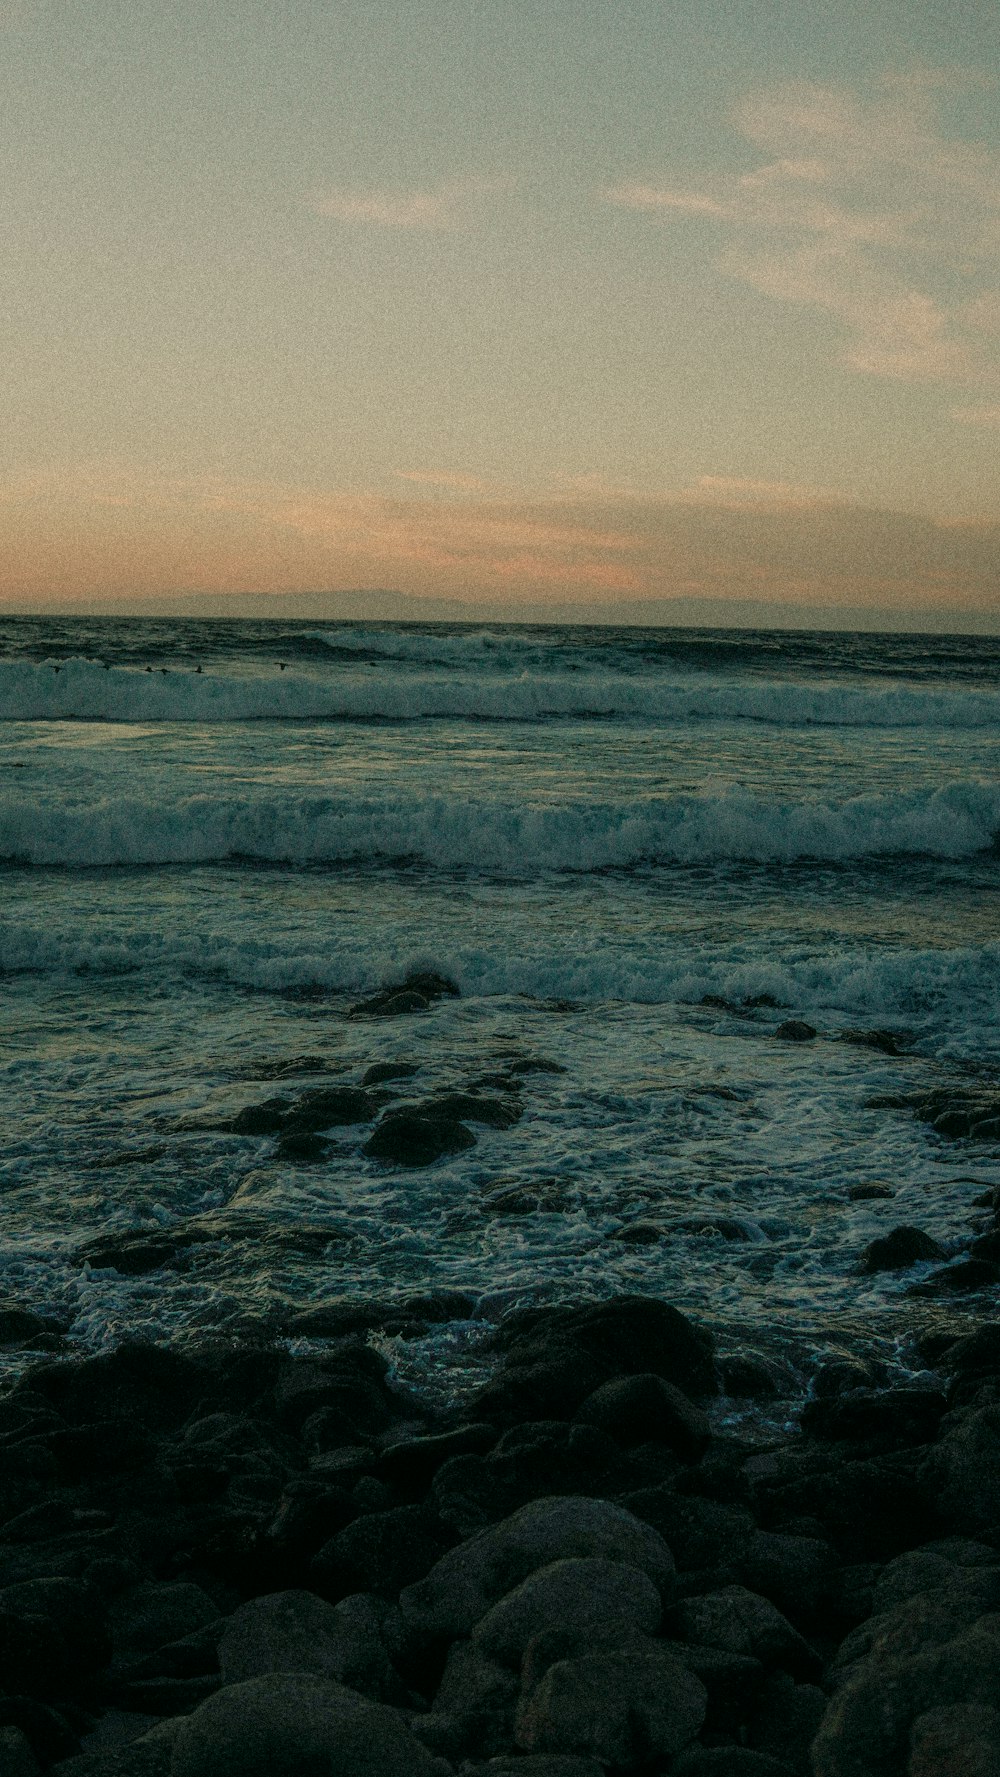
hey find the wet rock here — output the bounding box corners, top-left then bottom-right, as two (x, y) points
(799, 1386), (947, 1449)
(514, 1644), (706, 1766)
(419, 1092), (521, 1129)
(363, 1109), (476, 1166)
(360, 1061), (419, 1087)
(573, 1373), (711, 1461)
(857, 1225), (946, 1273)
(273, 1131), (333, 1162)
(282, 1086), (383, 1133)
(350, 972), (459, 1018)
(717, 1354), (791, 1400)
(838, 1027), (910, 1055)
(481, 1296), (717, 1423)
(908, 1257), (1000, 1296)
(431, 1423), (620, 1536)
(773, 1021), (816, 1042)
(607, 1221), (662, 1244)
(0, 1309), (62, 1348)
(376, 1424), (498, 1493)
(471, 1558), (662, 1666)
(170, 1673), (450, 1777)
(399, 1495), (675, 1641)
(845, 1181), (894, 1201)
(668, 1586), (820, 1679)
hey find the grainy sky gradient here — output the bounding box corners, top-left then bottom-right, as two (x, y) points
(2, 0), (998, 621)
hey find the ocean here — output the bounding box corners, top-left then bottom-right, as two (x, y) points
(2, 615), (998, 1417)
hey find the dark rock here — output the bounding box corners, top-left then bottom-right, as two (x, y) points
(108, 1583), (219, 1662)
(242, 1055), (340, 1079)
(273, 1132), (332, 1162)
(607, 1221), (662, 1244)
(774, 1021), (816, 1042)
(857, 1225), (946, 1273)
(514, 1644), (706, 1765)
(908, 1257), (1000, 1296)
(717, 1355), (791, 1400)
(360, 1062), (419, 1087)
(281, 1086), (382, 1133)
(0, 1577), (110, 1692)
(0, 1310), (60, 1349)
(845, 1181), (894, 1201)
(363, 1110), (476, 1166)
(399, 1496), (675, 1641)
(313, 1503), (455, 1600)
(418, 1091), (521, 1129)
(667, 1585), (820, 1679)
(169, 1673), (449, 1777)
(799, 1386), (947, 1449)
(810, 1358), (878, 1398)
(227, 1097), (291, 1134)
(46, 1420), (153, 1480)
(0, 1698), (78, 1767)
(0, 1725), (38, 1777)
(621, 1488), (755, 1572)
(22, 1342), (205, 1432)
(838, 1028), (909, 1055)
(376, 1424), (498, 1493)
(431, 1423), (620, 1536)
(924, 1404), (1000, 1536)
(748, 1671), (827, 1772)
(573, 1374), (710, 1461)
(483, 1296), (717, 1419)
(218, 1589), (401, 1700)
(671, 1750), (798, 1775)
(471, 1557), (662, 1666)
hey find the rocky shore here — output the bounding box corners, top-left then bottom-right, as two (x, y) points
(0, 1292), (998, 1776)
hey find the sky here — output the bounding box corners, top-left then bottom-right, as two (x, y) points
(1, 0), (998, 624)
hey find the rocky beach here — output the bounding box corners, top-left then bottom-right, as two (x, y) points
(2, 1277), (1000, 1776)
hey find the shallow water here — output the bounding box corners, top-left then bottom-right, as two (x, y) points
(1, 617), (997, 1403)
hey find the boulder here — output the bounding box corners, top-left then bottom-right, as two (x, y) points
(218, 1590), (400, 1699)
(668, 1586), (820, 1679)
(858, 1227), (946, 1273)
(573, 1373), (710, 1460)
(514, 1645), (706, 1766)
(398, 1496), (675, 1640)
(471, 1558), (661, 1665)
(108, 1583), (219, 1662)
(363, 1112), (476, 1167)
(170, 1673), (451, 1777)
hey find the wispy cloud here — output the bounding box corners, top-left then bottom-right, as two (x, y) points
(605, 72), (1000, 395)
(4, 466), (996, 614)
(308, 176), (505, 230)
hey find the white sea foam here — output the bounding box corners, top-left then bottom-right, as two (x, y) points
(0, 780), (996, 870)
(1, 913), (997, 1031)
(2, 656), (999, 728)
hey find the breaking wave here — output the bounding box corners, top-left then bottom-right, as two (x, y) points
(2, 656), (1000, 728)
(0, 781), (997, 870)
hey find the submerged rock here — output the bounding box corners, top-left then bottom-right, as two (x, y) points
(363, 1109), (476, 1166)
(858, 1226), (947, 1273)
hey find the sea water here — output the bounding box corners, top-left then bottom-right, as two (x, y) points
(1, 616), (998, 1407)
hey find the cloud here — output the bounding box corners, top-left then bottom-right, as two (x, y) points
(605, 72), (1000, 395)
(308, 176), (505, 230)
(2, 466), (996, 615)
